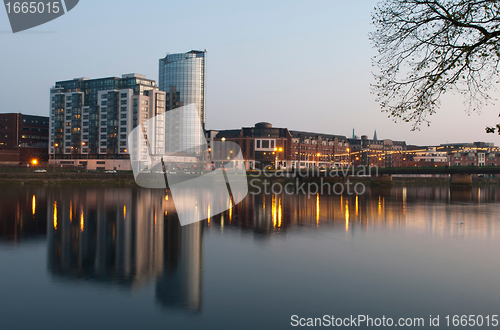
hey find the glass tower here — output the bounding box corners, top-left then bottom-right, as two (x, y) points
(159, 50), (207, 153)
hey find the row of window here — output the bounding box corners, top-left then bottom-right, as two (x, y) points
(255, 139), (275, 149)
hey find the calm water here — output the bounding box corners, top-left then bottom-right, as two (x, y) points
(1, 185), (500, 329)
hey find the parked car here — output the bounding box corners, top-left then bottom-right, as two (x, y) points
(34, 169), (47, 173)
(105, 170), (117, 174)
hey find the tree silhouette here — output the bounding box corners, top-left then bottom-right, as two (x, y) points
(370, 0), (500, 132)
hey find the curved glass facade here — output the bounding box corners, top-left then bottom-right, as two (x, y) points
(159, 50), (206, 127)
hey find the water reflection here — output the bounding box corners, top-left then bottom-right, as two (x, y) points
(0, 186), (48, 243)
(1, 185), (499, 245)
(0, 185), (500, 314)
(45, 188), (203, 311)
(157, 218), (203, 311)
(216, 185), (500, 240)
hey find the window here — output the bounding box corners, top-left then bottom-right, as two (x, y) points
(120, 114), (127, 119)
(100, 134), (106, 139)
(100, 148), (106, 153)
(121, 100), (127, 105)
(142, 100), (148, 105)
(101, 101), (107, 106)
(120, 141), (127, 146)
(120, 107), (127, 112)
(121, 93), (127, 98)
(271, 140), (275, 148)
(120, 134), (126, 139)
(262, 140), (269, 148)
(120, 128), (127, 132)
(120, 121), (127, 125)
(257, 140), (260, 148)
(101, 94), (107, 99)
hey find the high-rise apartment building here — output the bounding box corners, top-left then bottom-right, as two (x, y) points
(49, 73), (166, 171)
(159, 50), (206, 124)
(159, 50), (207, 154)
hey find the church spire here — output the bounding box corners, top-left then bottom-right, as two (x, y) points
(373, 130), (378, 141)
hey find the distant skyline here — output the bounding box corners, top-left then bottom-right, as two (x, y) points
(1, 0), (499, 146)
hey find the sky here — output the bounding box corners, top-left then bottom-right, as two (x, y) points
(1, 0), (499, 146)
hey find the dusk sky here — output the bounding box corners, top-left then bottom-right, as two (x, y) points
(1, 0), (499, 146)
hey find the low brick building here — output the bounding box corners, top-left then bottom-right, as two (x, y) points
(0, 113), (49, 164)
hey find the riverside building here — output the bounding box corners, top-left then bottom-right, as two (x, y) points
(49, 74), (165, 171)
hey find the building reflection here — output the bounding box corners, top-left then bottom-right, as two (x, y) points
(1, 184), (499, 309)
(0, 186), (48, 244)
(47, 187), (203, 311)
(156, 219), (203, 312)
(210, 184), (500, 240)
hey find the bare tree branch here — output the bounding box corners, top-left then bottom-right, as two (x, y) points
(370, 0), (500, 131)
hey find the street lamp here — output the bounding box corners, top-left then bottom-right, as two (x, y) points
(53, 143), (59, 172)
(82, 141), (88, 172)
(274, 147), (284, 170)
